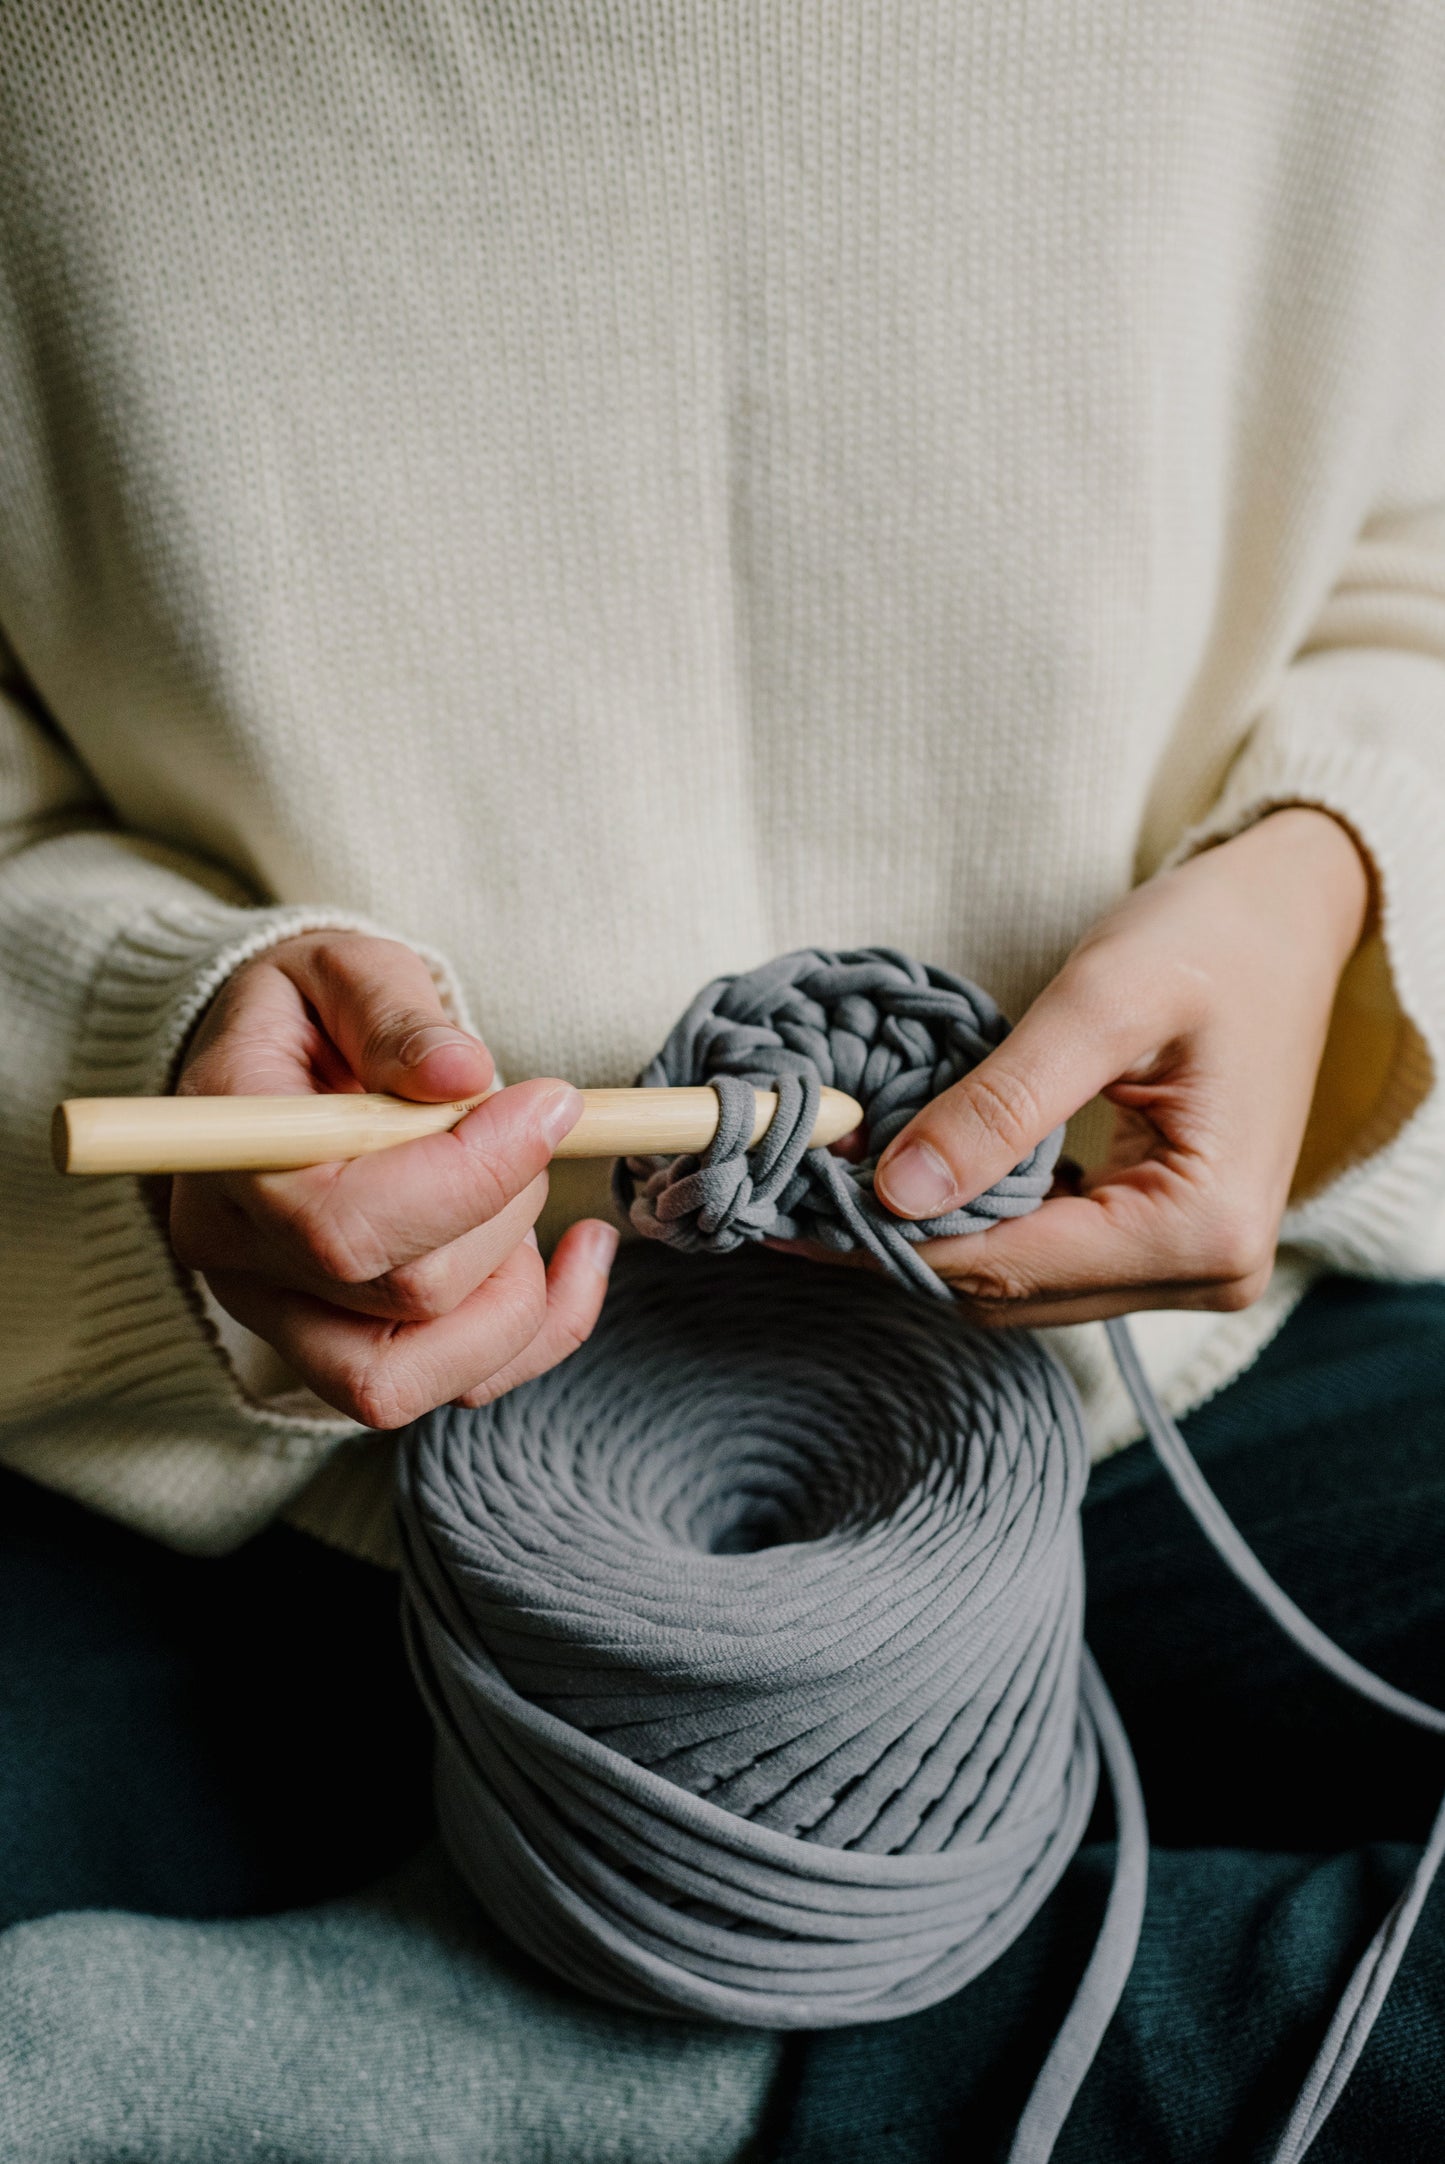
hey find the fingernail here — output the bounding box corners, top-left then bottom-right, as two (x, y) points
(875, 1141), (957, 1220)
(584, 1223), (620, 1274)
(539, 1084), (584, 1150)
(523, 1227), (540, 1251)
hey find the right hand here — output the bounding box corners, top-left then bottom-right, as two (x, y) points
(168, 931), (619, 1428)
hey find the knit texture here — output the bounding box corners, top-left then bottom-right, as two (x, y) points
(2, 1), (1445, 1551)
(0, 1848), (779, 2164)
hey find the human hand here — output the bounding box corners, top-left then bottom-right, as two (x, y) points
(871, 808), (1371, 1326)
(168, 931), (618, 1425)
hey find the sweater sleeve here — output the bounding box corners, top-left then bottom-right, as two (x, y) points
(0, 635), (471, 1551)
(1171, 487), (1445, 1279)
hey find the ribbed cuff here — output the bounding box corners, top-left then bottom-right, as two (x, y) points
(69, 889), (475, 1101)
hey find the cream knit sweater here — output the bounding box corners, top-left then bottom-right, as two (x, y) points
(2, 0), (1444, 1562)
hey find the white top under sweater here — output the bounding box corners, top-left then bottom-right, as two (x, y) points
(1, 0), (1443, 1562)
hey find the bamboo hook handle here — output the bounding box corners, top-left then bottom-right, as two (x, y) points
(51, 1085), (865, 1178)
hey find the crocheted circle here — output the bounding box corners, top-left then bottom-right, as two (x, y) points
(612, 946), (1065, 1295)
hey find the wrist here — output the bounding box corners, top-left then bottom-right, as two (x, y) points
(1232, 805), (1372, 971)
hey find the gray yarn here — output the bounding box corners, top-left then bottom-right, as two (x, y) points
(398, 947), (1445, 2164)
(400, 1249), (1128, 2035)
(614, 947), (1063, 1296)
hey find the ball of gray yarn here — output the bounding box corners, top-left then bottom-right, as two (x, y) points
(396, 1244), (1097, 2027)
(613, 946), (1064, 1296)
(396, 948), (1099, 2029)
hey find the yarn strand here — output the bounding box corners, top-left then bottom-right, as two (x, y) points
(1005, 1650), (1148, 2164)
(1105, 1313), (1445, 2162)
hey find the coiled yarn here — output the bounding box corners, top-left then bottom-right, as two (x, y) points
(398, 1244), (1127, 2030)
(618, 947), (1062, 1291)
(398, 948), (1445, 2164)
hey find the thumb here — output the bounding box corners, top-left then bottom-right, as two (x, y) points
(282, 934), (495, 1103)
(873, 962), (1127, 1220)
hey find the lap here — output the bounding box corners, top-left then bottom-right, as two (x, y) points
(5, 1275), (1444, 2161)
(0, 1847), (779, 2164)
(770, 1837), (1445, 2164)
(0, 1465), (433, 1928)
(1082, 1274), (1445, 1850)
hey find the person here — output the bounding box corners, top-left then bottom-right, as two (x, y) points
(1, 3), (1443, 2158)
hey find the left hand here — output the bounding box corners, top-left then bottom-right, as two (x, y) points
(867, 807), (1370, 1327)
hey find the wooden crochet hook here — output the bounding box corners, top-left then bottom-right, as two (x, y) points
(52, 1085), (865, 1177)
